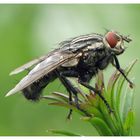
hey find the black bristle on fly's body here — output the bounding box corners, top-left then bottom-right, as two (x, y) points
(22, 72), (57, 101)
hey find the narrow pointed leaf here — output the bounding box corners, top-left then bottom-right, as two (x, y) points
(99, 98), (121, 135)
(116, 59), (137, 120)
(108, 70), (120, 110)
(47, 129), (81, 136)
(86, 93), (99, 107)
(52, 92), (69, 102)
(80, 103), (104, 119)
(123, 110), (134, 135)
(89, 117), (113, 136)
(41, 95), (66, 102)
(107, 70), (120, 92)
(122, 87), (134, 123)
(49, 101), (75, 109)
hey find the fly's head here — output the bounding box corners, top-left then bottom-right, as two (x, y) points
(103, 31), (132, 55)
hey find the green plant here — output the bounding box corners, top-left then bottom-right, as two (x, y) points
(43, 59), (137, 136)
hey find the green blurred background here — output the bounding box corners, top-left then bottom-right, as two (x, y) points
(0, 4), (139, 136)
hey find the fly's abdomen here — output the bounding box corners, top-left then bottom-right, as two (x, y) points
(22, 72), (57, 101)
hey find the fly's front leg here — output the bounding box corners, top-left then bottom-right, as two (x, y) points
(112, 55), (134, 88)
(79, 80), (113, 113)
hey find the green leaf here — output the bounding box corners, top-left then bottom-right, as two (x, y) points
(116, 59), (137, 121)
(80, 103), (104, 119)
(107, 70), (120, 92)
(47, 129), (80, 136)
(41, 95), (66, 102)
(89, 117), (113, 136)
(108, 70), (120, 111)
(42, 59), (137, 136)
(99, 98), (121, 135)
(123, 110), (134, 135)
(49, 101), (75, 110)
(52, 92), (69, 102)
(108, 59), (137, 135)
(122, 88), (134, 123)
(42, 92), (69, 103)
(86, 93), (99, 107)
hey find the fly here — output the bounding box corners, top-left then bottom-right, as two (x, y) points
(6, 30), (133, 118)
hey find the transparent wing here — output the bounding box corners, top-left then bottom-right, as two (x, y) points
(10, 55), (48, 75)
(6, 51), (81, 97)
(6, 33), (103, 97)
(10, 33), (103, 75)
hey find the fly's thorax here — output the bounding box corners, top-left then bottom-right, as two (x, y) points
(79, 49), (107, 68)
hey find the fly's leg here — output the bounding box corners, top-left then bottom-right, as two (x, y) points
(79, 80), (113, 113)
(61, 76), (80, 109)
(60, 76), (91, 117)
(55, 70), (74, 119)
(57, 70), (80, 109)
(113, 55), (134, 88)
(55, 69), (91, 118)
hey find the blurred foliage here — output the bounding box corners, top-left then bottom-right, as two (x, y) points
(44, 60), (136, 136)
(0, 4), (139, 136)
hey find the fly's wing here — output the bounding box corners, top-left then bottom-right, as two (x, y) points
(10, 33), (103, 75)
(10, 55), (49, 75)
(6, 33), (103, 97)
(6, 51), (81, 97)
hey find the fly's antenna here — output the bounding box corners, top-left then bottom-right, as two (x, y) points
(103, 28), (110, 33)
(121, 35), (132, 43)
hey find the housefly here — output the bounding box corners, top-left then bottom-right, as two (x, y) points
(6, 30), (133, 118)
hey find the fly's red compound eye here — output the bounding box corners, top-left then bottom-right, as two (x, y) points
(105, 32), (120, 48)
